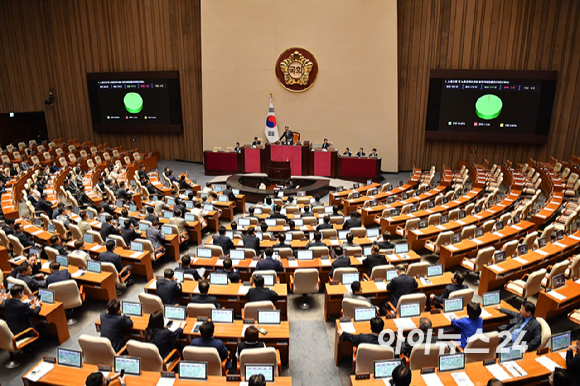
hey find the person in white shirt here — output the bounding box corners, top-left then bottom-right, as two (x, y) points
(202, 182), (213, 194)
(30, 183), (41, 202)
(191, 201), (205, 221)
(72, 240), (91, 265)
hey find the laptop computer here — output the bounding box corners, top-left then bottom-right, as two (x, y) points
(257, 310), (281, 325)
(211, 309), (234, 323)
(482, 290), (501, 307)
(438, 353), (465, 372)
(121, 301), (143, 316)
(353, 307), (376, 322)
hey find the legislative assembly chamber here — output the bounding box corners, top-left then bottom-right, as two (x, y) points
(1, 1), (579, 386)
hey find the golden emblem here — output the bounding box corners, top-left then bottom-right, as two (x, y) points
(279, 51), (313, 86)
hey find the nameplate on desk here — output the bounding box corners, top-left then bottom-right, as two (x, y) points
(537, 347), (549, 355)
(430, 309), (441, 314)
(385, 314), (397, 319)
(339, 317), (351, 323)
(226, 375), (242, 382)
(483, 359), (496, 366)
(197, 317), (208, 323)
(355, 373), (370, 380)
(99, 365), (112, 372)
(244, 319), (255, 324)
(43, 356), (56, 363)
(420, 367), (435, 374)
(329, 281), (339, 285)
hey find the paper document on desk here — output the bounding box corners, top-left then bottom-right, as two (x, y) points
(560, 351), (567, 360)
(149, 281), (157, 290)
(485, 364), (511, 381)
(25, 361), (54, 382)
(447, 245), (458, 252)
(492, 232), (503, 237)
(167, 321), (185, 332)
(300, 226), (309, 231)
(339, 321), (356, 334)
(23, 224), (34, 229)
(512, 225), (522, 230)
(480, 308), (492, 319)
(419, 278), (432, 286)
(456, 220), (465, 225)
(130, 252), (141, 258)
(215, 259), (224, 267)
(554, 242), (567, 248)
(375, 281), (387, 291)
(352, 257), (362, 264)
(472, 239), (483, 245)
(421, 373), (444, 386)
(443, 312), (457, 322)
(536, 249), (549, 256)
(394, 318), (417, 330)
(450, 372), (474, 386)
(72, 270), (86, 278)
(330, 240), (340, 246)
(513, 257), (528, 265)
(414, 230), (423, 235)
(288, 261), (299, 268)
(569, 235), (580, 241)
(42, 261), (51, 269)
(90, 245), (102, 252)
(32, 230), (43, 235)
(320, 259), (331, 266)
(249, 261), (258, 268)
(535, 356), (562, 372)
(487, 264), (504, 273)
(502, 361), (526, 378)
(232, 260), (240, 267)
(436, 225), (447, 230)
(238, 286), (250, 295)
(548, 291), (567, 301)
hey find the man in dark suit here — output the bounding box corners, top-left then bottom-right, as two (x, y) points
(175, 255), (202, 281)
(41, 235), (68, 260)
(279, 126), (293, 144)
(400, 317), (439, 357)
(116, 181), (133, 202)
(2, 217), (15, 236)
(98, 241), (124, 273)
(156, 269), (182, 305)
(343, 210), (362, 230)
(121, 221), (140, 246)
(222, 185), (236, 201)
(252, 137), (261, 146)
(381, 264), (418, 314)
(214, 226), (235, 255)
(52, 203), (64, 220)
(138, 165), (149, 181)
(342, 148), (352, 157)
(45, 261), (72, 286)
(35, 193), (53, 217)
(243, 226), (260, 252)
(356, 148), (366, 157)
(269, 205), (288, 222)
(189, 322), (229, 365)
(101, 216), (120, 240)
(16, 263), (47, 292)
(120, 208), (139, 227)
(13, 223), (35, 248)
(256, 247), (283, 272)
(272, 233), (292, 249)
(98, 198), (116, 216)
(168, 170), (179, 185)
(338, 317), (384, 346)
(329, 247), (351, 277)
(4, 285), (42, 336)
(100, 299), (134, 352)
(306, 231), (326, 249)
(494, 301), (543, 352)
(316, 215), (333, 231)
(322, 139), (330, 150)
(374, 231), (395, 250)
(216, 258), (240, 283)
(430, 272), (468, 309)
(247, 275), (278, 302)
(144, 206), (159, 222)
(364, 245), (388, 276)
(190, 280), (221, 308)
(566, 340), (580, 386)
(301, 205), (314, 217)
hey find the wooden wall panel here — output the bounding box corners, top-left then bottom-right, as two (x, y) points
(0, 0), (203, 162)
(398, 0), (580, 171)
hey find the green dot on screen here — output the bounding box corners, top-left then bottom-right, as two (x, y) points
(124, 92), (143, 114)
(475, 94), (502, 120)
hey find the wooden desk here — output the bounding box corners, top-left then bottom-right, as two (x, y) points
(23, 362), (293, 386)
(324, 272), (453, 321)
(334, 301), (516, 365)
(330, 183), (381, 207)
(536, 278), (580, 319)
(0, 245), (10, 272)
(337, 156), (382, 182)
(531, 192), (563, 231)
(342, 184), (413, 215)
(144, 280), (289, 320)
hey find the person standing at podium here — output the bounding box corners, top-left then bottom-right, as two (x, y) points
(322, 139), (330, 150)
(252, 137), (262, 146)
(279, 126), (293, 144)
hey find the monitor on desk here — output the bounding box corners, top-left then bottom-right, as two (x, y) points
(366, 179), (372, 186)
(255, 232), (263, 241)
(239, 218), (251, 227)
(163, 211), (173, 219)
(280, 208), (287, 216)
(29, 248), (40, 257)
(184, 213), (196, 222)
(114, 356), (141, 376)
(211, 309), (234, 324)
(336, 186), (344, 193)
(427, 265), (443, 277)
(513, 214), (521, 224)
(230, 249), (245, 260)
(553, 273), (566, 289)
(56, 255), (68, 267)
(232, 189), (240, 196)
(294, 219), (303, 227)
(458, 210), (466, 220)
(517, 244), (528, 256)
(494, 250), (507, 264)
(352, 192), (360, 199)
(204, 204), (214, 212)
(410, 205), (418, 213)
(257, 310), (281, 325)
(324, 206), (333, 214)
(440, 214), (449, 224)
(474, 205), (482, 214)
(116, 200), (123, 208)
(139, 223), (149, 232)
(373, 359), (403, 380)
(451, 234), (461, 244)
(425, 186), (431, 193)
(265, 219), (277, 227)
(209, 273), (228, 285)
(386, 270), (398, 282)
(214, 185), (223, 193)
(185, 201), (194, 209)
(174, 271), (184, 283)
(366, 228), (379, 238)
(260, 274), (275, 287)
(387, 197), (395, 204)
(129, 204), (137, 213)
(106, 238), (117, 247)
(399, 302), (421, 318)
(394, 243), (409, 254)
(164, 305), (186, 321)
(338, 230), (350, 240)
(342, 273), (359, 286)
(498, 345), (523, 363)
(39, 289), (54, 304)
(244, 364), (274, 382)
(87, 211), (94, 220)
(354, 307), (376, 322)
(538, 237), (547, 248)
(34, 218), (42, 228)
(389, 209), (399, 217)
(161, 225), (173, 235)
(130, 241), (143, 252)
(57, 348), (83, 368)
(47, 224), (56, 234)
(179, 361), (207, 381)
(474, 227), (484, 238)
(482, 290), (501, 307)
(551, 331), (571, 352)
(401, 193), (409, 200)
(353, 183), (360, 189)
(254, 207), (263, 215)
(284, 232), (293, 242)
(121, 301), (142, 316)
(418, 219), (428, 229)
(438, 353), (465, 372)
(218, 195), (228, 202)
(428, 201), (435, 209)
(444, 298), (464, 313)
(151, 195), (159, 202)
(297, 250), (313, 260)
(556, 230), (564, 240)
(87, 260), (101, 274)
(442, 197), (449, 204)
(495, 221), (504, 231)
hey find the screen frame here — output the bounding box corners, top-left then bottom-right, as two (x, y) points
(114, 356), (141, 376)
(178, 360), (208, 381)
(57, 348), (83, 368)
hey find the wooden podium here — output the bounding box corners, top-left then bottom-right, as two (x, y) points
(267, 160), (291, 180)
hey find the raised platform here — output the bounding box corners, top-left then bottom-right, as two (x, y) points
(226, 174), (333, 203)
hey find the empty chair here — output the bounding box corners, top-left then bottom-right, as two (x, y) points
(521, 231), (538, 251)
(409, 343), (448, 370)
(428, 213), (441, 226)
(0, 319), (40, 368)
(238, 347), (281, 378)
(187, 303), (216, 319)
(390, 293), (427, 315)
(290, 269), (320, 310)
(182, 346), (227, 376)
(406, 262), (429, 277)
(44, 246), (59, 262)
(342, 298), (375, 319)
(364, 264), (396, 281)
(448, 209), (460, 221)
(482, 220), (495, 233)
(461, 247), (494, 277)
(206, 245), (224, 257)
(7, 235), (30, 257)
(310, 246), (329, 258)
(448, 288), (474, 304)
(138, 293), (164, 315)
(101, 262), (131, 292)
(48, 280), (84, 325)
(541, 260), (569, 288)
(243, 301), (275, 320)
(396, 218), (419, 238)
(504, 269), (547, 299)
(353, 343), (394, 374)
(463, 331), (500, 363)
(425, 231), (453, 254)
(501, 240), (518, 258)
(126, 340), (180, 371)
(566, 255), (580, 279)
(78, 335), (123, 366)
(461, 225), (476, 240)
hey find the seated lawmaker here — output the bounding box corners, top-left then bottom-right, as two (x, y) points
(343, 281), (374, 307)
(236, 325), (266, 358)
(369, 148), (379, 157)
(247, 275), (278, 302)
(364, 245), (388, 276)
(494, 301), (542, 352)
(175, 255), (202, 281)
(252, 137), (261, 146)
(146, 220), (166, 251)
(374, 231), (395, 250)
(121, 220), (140, 246)
(342, 232), (359, 248)
(306, 231), (326, 249)
(451, 302), (483, 349)
(16, 262), (47, 292)
(400, 317), (439, 357)
(190, 280), (221, 308)
(45, 261), (72, 286)
(316, 215), (333, 231)
(144, 206), (159, 222)
(381, 264), (417, 314)
(41, 235), (68, 260)
(156, 269), (182, 305)
(269, 205), (288, 222)
(216, 258), (240, 283)
(430, 272), (467, 309)
(302, 205), (314, 217)
(214, 225), (235, 255)
(338, 316), (384, 345)
(4, 284), (41, 336)
(343, 210), (361, 230)
(322, 138), (330, 150)
(101, 216), (120, 240)
(256, 247), (283, 272)
(279, 126), (293, 144)
(190, 322), (229, 365)
(342, 148), (352, 157)
(13, 223), (36, 248)
(329, 246), (351, 277)
(98, 240), (133, 285)
(243, 226), (260, 252)
(100, 299), (134, 352)
(273, 233), (292, 249)
(145, 311), (183, 359)
(356, 148), (366, 157)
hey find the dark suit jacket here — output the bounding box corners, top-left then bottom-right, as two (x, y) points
(386, 274), (418, 307)
(100, 312), (134, 352)
(330, 256), (352, 277)
(117, 188), (133, 202)
(256, 258), (283, 272)
(566, 349), (580, 386)
(190, 337), (228, 361)
(46, 269), (72, 286)
(306, 241), (326, 249)
(2, 224), (14, 236)
(364, 254), (388, 276)
(15, 232), (34, 248)
(269, 213), (288, 222)
(98, 250), (123, 272)
(144, 214), (159, 223)
(401, 334), (439, 357)
(156, 278), (182, 305)
(343, 218), (362, 230)
(316, 223), (333, 231)
(150, 327), (183, 359)
(101, 222), (120, 240)
(279, 130), (294, 143)
(215, 268), (240, 284)
(272, 243), (292, 249)
(222, 189), (235, 201)
(342, 332), (379, 346)
(175, 267), (201, 281)
(121, 228), (140, 245)
(433, 283), (468, 304)
(17, 273), (46, 292)
(243, 235), (260, 252)
(499, 308), (543, 351)
(375, 240), (395, 250)
(214, 235), (235, 255)
(35, 199), (52, 217)
(190, 294), (221, 309)
(4, 298), (41, 334)
(247, 287), (278, 302)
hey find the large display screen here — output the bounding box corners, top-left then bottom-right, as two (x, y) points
(425, 70), (557, 144)
(87, 71), (182, 133)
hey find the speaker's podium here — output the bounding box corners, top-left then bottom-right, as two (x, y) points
(267, 160), (291, 181)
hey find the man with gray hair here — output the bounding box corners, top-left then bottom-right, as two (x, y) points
(399, 317), (439, 357)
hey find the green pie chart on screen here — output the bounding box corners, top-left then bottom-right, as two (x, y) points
(124, 92), (143, 114)
(475, 94), (502, 120)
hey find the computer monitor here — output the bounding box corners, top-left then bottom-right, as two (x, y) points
(39, 289), (54, 304)
(399, 302), (421, 318)
(373, 359), (403, 379)
(100, 214), (108, 224)
(116, 200), (123, 208)
(214, 185), (223, 193)
(254, 207), (263, 215)
(410, 205), (418, 213)
(352, 192), (360, 199)
(197, 248), (212, 258)
(47, 224), (56, 234)
(538, 237), (547, 248)
(73, 207), (80, 215)
(184, 213), (196, 222)
(556, 230), (564, 240)
(87, 261), (101, 274)
(387, 197), (395, 204)
(121, 301), (143, 316)
(232, 189), (240, 196)
(265, 219), (277, 227)
(257, 310), (281, 325)
(211, 309), (234, 324)
(427, 265), (443, 277)
(386, 270), (398, 282)
(163, 211), (173, 219)
(218, 195), (228, 202)
(444, 298), (464, 313)
(438, 353), (465, 372)
(261, 274), (275, 287)
(161, 225), (173, 235)
(336, 186), (344, 193)
(166, 197), (175, 206)
(34, 218), (42, 228)
(442, 197), (449, 204)
(245, 364), (275, 382)
(394, 243), (409, 254)
(130, 241), (143, 252)
(498, 345), (524, 363)
(294, 219), (303, 227)
(139, 223), (149, 232)
(353, 183), (360, 189)
(204, 204), (214, 212)
(418, 219), (428, 229)
(57, 348), (83, 368)
(179, 361), (207, 380)
(551, 331), (571, 352)
(353, 307), (376, 322)
(174, 271), (184, 283)
(129, 204), (137, 213)
(366, 228), (379, 238)
(553, 273), (566, 289)
(494, 251), (507, 264)
(114, 356), (141, 376)
(428, 201), (435, 208)
(324, 206), (333, 214)
(513, 214), (521, 224)
(474, 227), (484, 238)
(297, 250), (313, 260)
(255, 232), (263, 241)
(440, 215), (449, 224)
(401, 193), (409, 200)
(451, 234), (461, 244)
(284, 232), (293, 242)
(185, 201), (194, 209)
(56, 255), (68, 267)
(458, 210), (466, 220)
(209, 273), (229, 285)
(363, 246), (373, 256)
(517, 244), (528, 256)
(338, 230), (350, 240)
(474, 205), (482, 214)
(164, 305), (186, 321)
(151, 195), (159, 202)
(230, 249), (245, 260)
(342, 273), (359, 286)
(366, 179), (372, 186)
(482, 291), (501, 307)
(87, 211), (94, 220)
